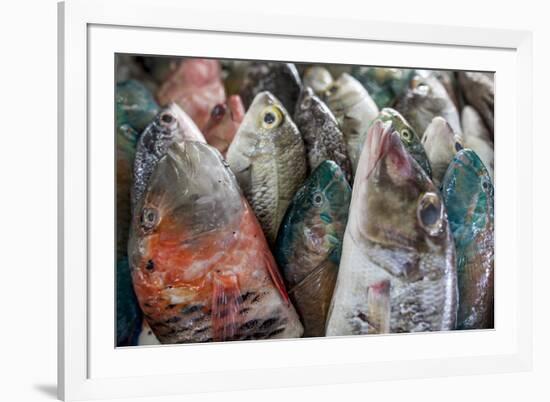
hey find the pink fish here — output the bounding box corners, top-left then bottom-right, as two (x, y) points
(156, 59), (226, 131)
(203, 95), (245, 156)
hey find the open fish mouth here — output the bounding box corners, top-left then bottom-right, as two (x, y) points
(366, 120), (393, 179)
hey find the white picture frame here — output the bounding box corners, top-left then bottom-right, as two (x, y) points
(58, 0), (533, 400)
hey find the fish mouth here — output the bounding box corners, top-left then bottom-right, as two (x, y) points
(366, 120), (393, 179)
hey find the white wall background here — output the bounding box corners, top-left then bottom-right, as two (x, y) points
(0, 0), (546, 401)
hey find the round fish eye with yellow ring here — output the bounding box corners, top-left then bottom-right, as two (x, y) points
(416, 192), (444, 236)
(400, 128), (414, 143)
(261, 105), (284, 130)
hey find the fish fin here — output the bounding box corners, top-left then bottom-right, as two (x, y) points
(365, 280), (391, 334)
(263, 249), (290, 305)
(211, 272), (243, 342)
(289, 257), (337, 295)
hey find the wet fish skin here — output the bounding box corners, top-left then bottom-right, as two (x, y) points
(203, 95), (245, 156)
(461, 106), (494, 180)
(116, 79), (160, 133)
(350, 67), (416, 109)
(395, 73), (462, 137)
(128, 141), (303, 343)
(302, 66), (334, 95)
(326, 120), (457, 335)
(421, 116), (463, 187)
(156, 58), (226, 130)
(441, 149), (494, 329)
(378, 108), (433, 178)
(132, 103), (205, 211)
(275, 161), (352, 337)
(226, 91), (307, 245)
(294, 87), (353, 183)
(457, 72), (494, 136)
(240, 62), (303, 114)
(322, 73), (379, 174)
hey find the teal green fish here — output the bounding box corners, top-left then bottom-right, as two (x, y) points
(350, 67), (416, 109)
(116, 79), (160, 133)
(441, 149), (494, 329)
(275, 160), (351, 336)
(377, 108), (432, 178)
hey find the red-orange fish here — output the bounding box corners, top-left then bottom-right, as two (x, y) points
(156, 59), (226, 131)
(203, 95), (245, 156)
(128, 141), (304, 343)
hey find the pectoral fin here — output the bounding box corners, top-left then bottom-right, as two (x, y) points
(211, 272), (243, 341)
(366, 280), (391, 334)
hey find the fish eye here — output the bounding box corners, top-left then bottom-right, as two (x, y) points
(300, 96), (312, 110)
(140, 207), (159, 232)
(159, 111), (177, 129)
(312, 191), (324, 207)
(481, 176), (492, 194)
(401, 129), (413, 142)
(417, 192), (443, 236)
(261, 105), (283, 129)
(211, 104), (226, 120)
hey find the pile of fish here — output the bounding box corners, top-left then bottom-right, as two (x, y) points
(115, 56), (494, 346)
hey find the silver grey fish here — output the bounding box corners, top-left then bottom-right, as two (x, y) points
(322, 73), (379, 174)
(457, 72), (494, 136)
(326, 120), (457, 335)
(226, 91), (307, 244)
(294, 87), (352, 183)
(395, 73), (462, 138)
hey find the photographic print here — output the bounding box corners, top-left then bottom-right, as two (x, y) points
(115, 56), (494, 347)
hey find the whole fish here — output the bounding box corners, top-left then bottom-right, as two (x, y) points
(226, 91), (307, 244)
(156, 58), (226, 130)
(302, 66), (334, 95)
(132, 103), (205, 210)
(239, 62), (302, 115)
(326, 120), (457, 335)
(395, 73), (461, 137)
(461, 106), (494, 180)
(294, 87), (353, 183)
(441, 149), (494, 329)
(275, 161), (351, 337)
(421, 116), (463, 187)
(350, 67), (416, 109)
(457, 72), (494, 136)
(203, 95), (245, 156)
(378, 108), (432, 178)
(128, 141), (304, 343)
(116, 80), (159, 133)
(322, 73), (379, 174)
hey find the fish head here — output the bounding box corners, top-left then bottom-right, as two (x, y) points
(441, 149), (494, 234)
(378, 108), (432, 177)
(350, 120), (449, 269)
(292, 160), (352, 255)
(129, 141), (244, 274)
(422, 116), (463, 166)
(295, 86), (333, 123)
(302, 66), (333, 94)
(226, 91), (297, 176)
(323, 73), (366, 114)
